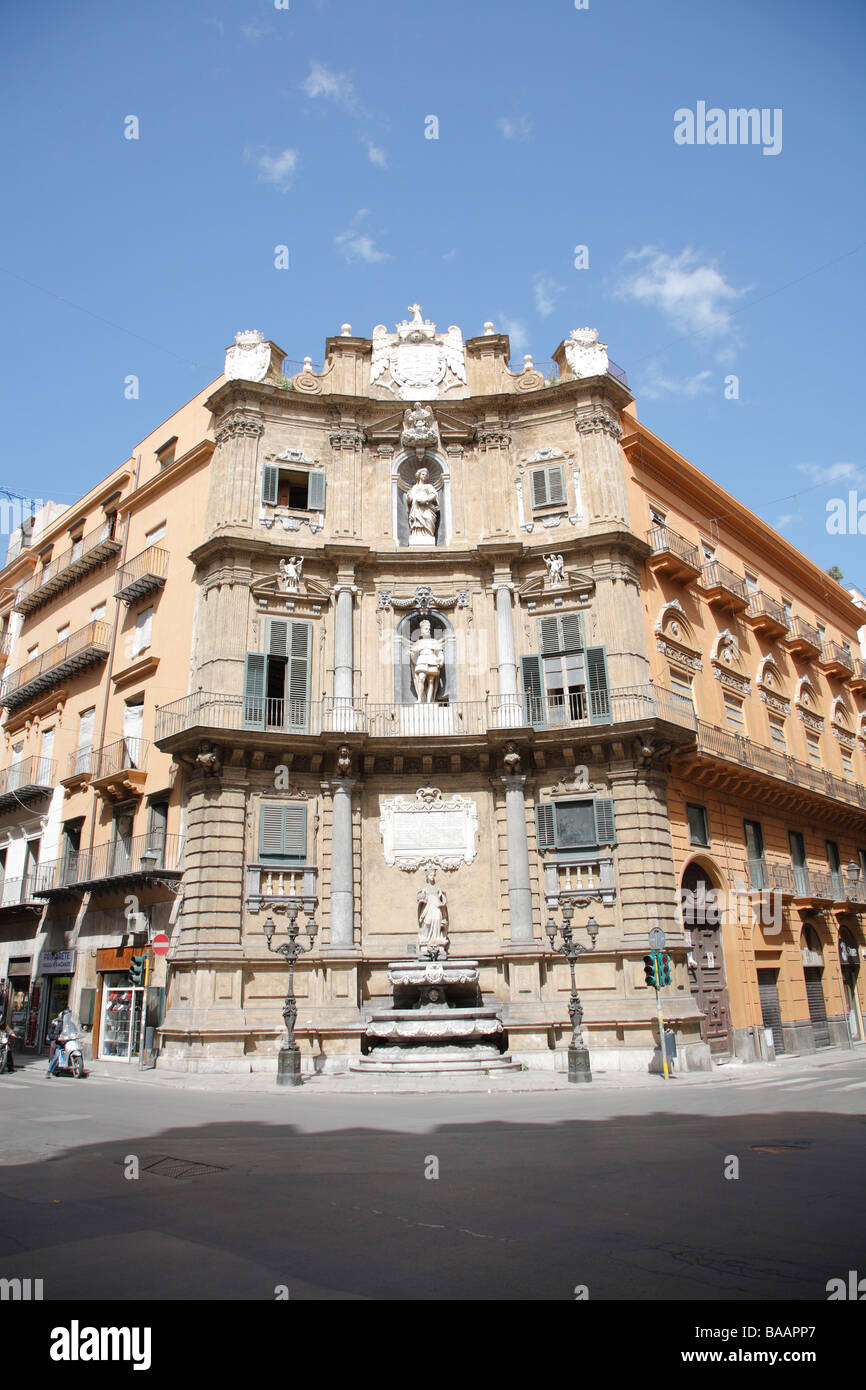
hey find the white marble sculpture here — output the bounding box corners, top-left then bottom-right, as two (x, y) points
(410, 619), (445, 702)
(544, 552), (566, 587)
(225, 329), (271, 383)
(370, 305), (467, 400)
(417, 867), (450, 958)
(564, 327), (609, 379)
(278, 556), (304, 592)
(401, 401), (438, 455)
(406, 467), (439, 545)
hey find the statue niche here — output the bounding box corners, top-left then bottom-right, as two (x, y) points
(393, 454), (448, 547)
(395, 610), (456, 705)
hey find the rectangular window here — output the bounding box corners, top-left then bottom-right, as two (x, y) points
(91, 602), (106, 622)
(122, 698), (145, 766)
(827, 840), (843, 898)
(768, 714), (786, 750)
(745, 819), (766, 888)
(745, 573), (758, 595)
(669, 668), (695, 709)
(145, 522), (166, 546)
(74, 707), (95, 775)
(156, 438), (177, 470)
(723, 693), (746, 733)
(649, 505), (666, 527)
(806, 731), (821, 765)
(131, 606), (153, 656)
(529, 463), (567, 510)
(841, 747), (854, 777)
(701, 541), (716, 562)
(535, 798), (616, 851)
(259, 802), (307, 863)
(146, 800), (169, 862)
(57, 623), (70, 643)
(261, 465), (327, 512)
(789, 829), (808, 895)
(69, 531), (84, 563)
(243, 619), (312, 732)
(687, 804), (710, 847)
(38, 726), (54, 782)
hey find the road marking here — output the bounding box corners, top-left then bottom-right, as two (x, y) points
(29, 1115), (93, 1123)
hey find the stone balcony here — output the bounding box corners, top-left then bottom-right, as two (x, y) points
(245, 862), (318, 914)
(699, 561), (750, 614)
(681, 721), (866, 817)
(115, 545), (169, 605)
(746, 590), (790, 638)
(784, 615), (822, 660)
(817, 640), (855, 681)
(646, 525), (701, 584)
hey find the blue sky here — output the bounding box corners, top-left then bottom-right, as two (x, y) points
(1, 0), (864, 584)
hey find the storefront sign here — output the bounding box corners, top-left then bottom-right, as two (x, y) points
(42, 950), (75, 974)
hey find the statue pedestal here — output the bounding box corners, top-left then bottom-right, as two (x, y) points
(353, 959), (520, 1074)
(399, 704), (454, 736)
(408, 533), (435, 548)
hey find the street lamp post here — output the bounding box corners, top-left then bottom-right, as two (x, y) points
(546, 901), (599, 1083)
(264, 908), (318, 1087)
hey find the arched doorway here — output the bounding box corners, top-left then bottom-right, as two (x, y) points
(838, 924), (863, 1043)
(800, 922), (831, 1048)
(682, 861), (733, 1059)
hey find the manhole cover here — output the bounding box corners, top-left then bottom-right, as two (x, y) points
(142, 1156), (226, 1179)
(750, 1141), (812, 1154)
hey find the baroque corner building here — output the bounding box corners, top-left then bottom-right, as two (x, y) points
(1, 313), (864, 1074)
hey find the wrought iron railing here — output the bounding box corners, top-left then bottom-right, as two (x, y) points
(695, 720), (866, 810)
(367, 701), (488, 737)
(700, 561), (749, 603)
(88, 737), (149, 781)
(746, 590), (790, 630)
(786, 615), (822, 651)
(115, 545), (169, 600)
(14, 519), (119, 610)
(820, 640), (855, 675)
(36, 832), (182, 892)
(0, 757), (55, 797)
(0, 620), (111, 707)
(646, 525), (700, 569)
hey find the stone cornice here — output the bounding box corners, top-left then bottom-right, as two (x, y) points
(117, 441), (213, 518)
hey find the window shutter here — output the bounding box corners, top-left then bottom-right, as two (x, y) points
(536, 803), (556, 850)
(243, 653), (266, 729)
(283, 804), (307, 860)
(261, 465), (279, 505)
(546, 464), (566, 506)
(531, 468), (549, 508)
(259, 803), (286, 857)
(520, 654), (544, 728)
(307, 470), (326, 511)
(586, 645), (610, 724)
(593, 798), (616, 846)
(287, 621), (311, 731)
(538, 614), (583, 655)
(147, 801), (168, 858)
(267, 618), (289, 657)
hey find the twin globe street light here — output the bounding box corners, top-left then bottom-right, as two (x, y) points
(545, 900), (599, 1084)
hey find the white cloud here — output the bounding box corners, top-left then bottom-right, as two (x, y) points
(533, 274), (565, 319)
(775, 512), (798, 530)
(364, 139), (388, 168)
(241, 23), (268, 40)
(796, 461), (861, 486)
(614, 246), (747, 342)
(638, 363), (713, 399)
(442, 249), (457, 262)
(248, 147), (299, 192)
(498, 116), (533, 141)
(498, 314), (529, 354)
(302, 61), (362, 115)
(334, 213), (389, 264)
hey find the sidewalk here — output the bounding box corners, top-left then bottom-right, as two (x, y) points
(7, 1043), (862, 1095)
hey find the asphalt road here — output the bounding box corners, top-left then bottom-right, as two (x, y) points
(2, 1051), (865, 1301)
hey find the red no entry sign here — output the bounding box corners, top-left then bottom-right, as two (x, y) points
(151, 933), (170, 956)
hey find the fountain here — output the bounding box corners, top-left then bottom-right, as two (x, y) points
(354, 867), (519, 1073)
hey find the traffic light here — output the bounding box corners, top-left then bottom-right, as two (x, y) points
(643, 953), (659, 989)
(128, 955), (146, 986)
(659, 952), (673, 987)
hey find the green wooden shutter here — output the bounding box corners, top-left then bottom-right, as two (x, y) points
(586, 645), (610, 724)
(287, 621), (311, 731)
(521, 654), (544, 728)
(546, 464), (566, 506)
(259, 803), (286, 857)
(536, 803), (556, 850)
(307, 470), (326, 511)
(243, 653), (266, 728)
(267, 618), (289, 657)
(538, 614), (583, 655)
(593, 798), (616, 846)
(283, 804), (307, 860)
(530, 467), (549, 508)
(261, 465), (279, 505)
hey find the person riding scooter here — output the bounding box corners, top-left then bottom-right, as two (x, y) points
(0, 1019), (19, 1073)
(47, 1008), (82, 1077)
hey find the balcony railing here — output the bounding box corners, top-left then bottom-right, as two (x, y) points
(542, 854), (616, 905)
(0, 871), (52, 908)
(792, 866), (834, 901)
(850, 659), (866, 692)
(0, 757), (55, 808)
(367, 701), (488, 738)
(742, 859), (795, 896)
(0, 620), (111, 712)
(14, 520), (120, 614)
(646, 526), (701, 578)
(818, 640), (855, 678)
(746, 590), (790, 634)
(89, 737), (149, 782)
(35, 832), (182, 894)
(694, 721), (866, 810)
(115, 545), (169, 605)
(245, 862), (318, 912)
(785, 615), (822, 658)
(700, 561), (750, 609)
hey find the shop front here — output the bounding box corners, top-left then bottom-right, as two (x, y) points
(3, 958), (32, 1054)
(94, 946), (152, 1063)
(38, 950), (76, 1051)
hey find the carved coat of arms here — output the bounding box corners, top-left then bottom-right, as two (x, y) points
(225, 329), (271, 383)
(563, 327), (609, 379)
(371, 305), (467, 400)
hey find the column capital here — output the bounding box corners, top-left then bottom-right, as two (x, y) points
(328, 776), (358, 794)
(501, 774), (527, 790)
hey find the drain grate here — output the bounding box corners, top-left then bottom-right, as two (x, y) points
(142, 1156), (226, 1179)
(750, 1141), (812, 1154)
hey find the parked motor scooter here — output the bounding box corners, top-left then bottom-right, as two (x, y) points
(52, 1031), (85, 1078)
(0, 1027), (16, 1074)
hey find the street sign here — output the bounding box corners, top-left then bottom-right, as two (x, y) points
(151, 933), (170, 956)
(649, 927), (666, 950)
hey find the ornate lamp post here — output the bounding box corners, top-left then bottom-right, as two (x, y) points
(846, 859), (861, 900)
(546, 901), (599, 1083)
(264, 908), (318, 1086)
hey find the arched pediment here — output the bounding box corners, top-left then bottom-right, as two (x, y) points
(711, 628), (750, 694)
(756, 656), (790, 714)
(795, 677), (824, 732)
(655, 601), (702, 670)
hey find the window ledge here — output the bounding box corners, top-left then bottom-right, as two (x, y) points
(111, 655), (160, 690)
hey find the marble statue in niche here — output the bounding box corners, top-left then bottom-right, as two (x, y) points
(410, 619), (446, 702)
(406, 467), (440, 545)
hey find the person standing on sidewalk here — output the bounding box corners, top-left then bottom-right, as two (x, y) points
(46, 1012), (64, 1076)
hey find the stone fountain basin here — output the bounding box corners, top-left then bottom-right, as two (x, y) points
(387, 959), (480, 988)
(365, 1008), (504, 1043)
